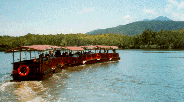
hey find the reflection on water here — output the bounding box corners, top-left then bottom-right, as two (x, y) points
(1, 50), (184, 101)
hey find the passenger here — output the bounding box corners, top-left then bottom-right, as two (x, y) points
(40, 53), (44, 58)
(76, 51), (80, 55)
(113, 49), (116, 53)
(69, 52), (72, 57)
(65, 52), (67, 56)
(78, 52), (83, 56)
(63, 52), (67, 57)
(55, 51), (57, 56)
(62, 52), (65, 57)
(49, 51), (51, 55)
(45, 54), (50, 60)
(39, 53), (44, 62)
(104, 49), (106, 53)
(49, 51), (52, 58)
(50, 51), (54, 57)
(55, 50), (61, 57)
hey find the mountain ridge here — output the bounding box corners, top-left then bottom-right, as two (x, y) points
(142, 16), (173, 21)
(86, 16), (184, 35)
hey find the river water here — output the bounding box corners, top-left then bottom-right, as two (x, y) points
(1, 50), (184, 101)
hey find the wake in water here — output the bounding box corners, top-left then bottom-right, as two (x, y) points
(0, 78), (52, 102)
(13, 81), (49, 102)
(0, 74), (12, 84)
(0, 74), (15, 101)
(0, 69), (69, 102)
(0, 74), (54, 102)
(0, 62), (119, 101)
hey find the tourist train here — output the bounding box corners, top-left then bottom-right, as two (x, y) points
(7, 45), (120, 81)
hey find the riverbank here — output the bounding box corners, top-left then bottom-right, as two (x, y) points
(1, 28), (184, 51)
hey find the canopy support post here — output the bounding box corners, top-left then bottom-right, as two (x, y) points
(30, 50), (31, 60)
(13, 49), (14, 63)
(34, 50), (36, 59)
(20, 49), (21, 62)
(26, 50), (27, 60)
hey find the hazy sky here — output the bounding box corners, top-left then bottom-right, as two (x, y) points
(1, 0), (184, 36)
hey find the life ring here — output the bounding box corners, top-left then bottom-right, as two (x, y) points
(18, 65), (29, 77)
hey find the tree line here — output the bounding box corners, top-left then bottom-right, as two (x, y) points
(1, 29), (184, 51)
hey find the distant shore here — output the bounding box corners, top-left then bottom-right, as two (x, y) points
(1, 28), (184, 51)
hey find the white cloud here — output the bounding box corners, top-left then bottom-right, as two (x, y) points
(168, 0), (178, 6)
(122, 15), (135, 23)
(165, 4), (173, 12)
(143, 9), (158, 15)
(178, 1), (184, 9)
(167, 0), (184, 9)
(172, 12), (184, 20)
(76, 8), (94, 14)
(123, 15), (130, 19)
(165, 0), (184, 21)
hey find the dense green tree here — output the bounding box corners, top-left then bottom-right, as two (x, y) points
(1, 29), (184, 51)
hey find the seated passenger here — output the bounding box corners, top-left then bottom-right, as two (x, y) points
(76, 51), (80, 55)
(45, 54), (50, 60)
(113, 49), (116, 53)
(49, 51), (54, 57)
(69, 52), (72, 57)
(88, 51), (91, 54)
(55, 50), (61, 57)
(39, 53), (44, 62)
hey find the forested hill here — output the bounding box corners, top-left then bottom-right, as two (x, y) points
(86, 21), (184, 35)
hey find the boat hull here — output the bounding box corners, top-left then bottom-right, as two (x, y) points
(85, 59), (97, 64)
(97, 58), (109, 62)
(12, 71), (53, 81)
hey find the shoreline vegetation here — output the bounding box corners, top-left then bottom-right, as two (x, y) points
(1, 28), (184, 51)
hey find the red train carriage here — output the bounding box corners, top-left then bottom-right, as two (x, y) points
(95, 45), (120, 62)
(7, 45), (120, 81)
(61, 46), (86, 66)
(8, 45), (65, 81)
(81, 46), (98, 64)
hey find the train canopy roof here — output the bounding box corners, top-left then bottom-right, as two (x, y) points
(63, 46), (84, 51)
(49, 45), (61, 50)
(6, 45), (58, 52)
(6, 45), (118, 52)
(80, 45), (97, 50)
(81, 45), (118, 49)
(96, 45), (119, 49)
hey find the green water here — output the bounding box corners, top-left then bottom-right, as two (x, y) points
(1, 50), (184, 101)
